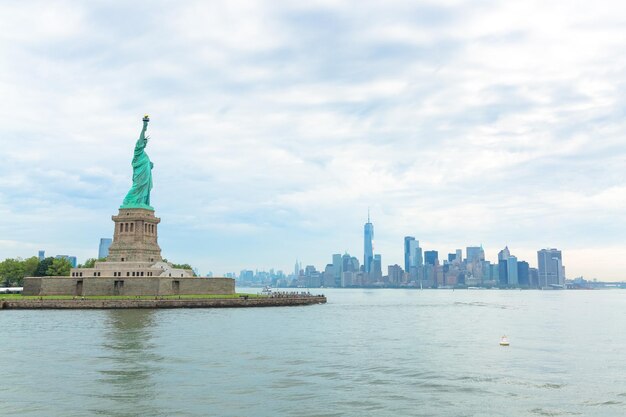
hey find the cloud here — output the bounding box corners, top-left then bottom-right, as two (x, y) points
(1, 0), (626, 279)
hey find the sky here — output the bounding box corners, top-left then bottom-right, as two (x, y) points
(1, 0), (626, 280)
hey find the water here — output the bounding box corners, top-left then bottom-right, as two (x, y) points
(1, 289), (625, 416)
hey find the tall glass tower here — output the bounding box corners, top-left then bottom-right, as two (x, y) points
(364, 211), (374, 273)
(404, 237), (416, 272)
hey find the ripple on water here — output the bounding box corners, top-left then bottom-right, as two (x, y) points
(530, 408), (582, 416)
(582, 400), (623, 406)
(453, 301), (518, 310)
(538, 383), (565, 389)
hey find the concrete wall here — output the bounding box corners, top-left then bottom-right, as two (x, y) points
(23, 277), (235, 296)
(0, 296), (327, 309)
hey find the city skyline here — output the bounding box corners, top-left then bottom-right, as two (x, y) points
(228, 215), (577, 289)
(9, 210), (621, 282)
(2, 1), (626, 280)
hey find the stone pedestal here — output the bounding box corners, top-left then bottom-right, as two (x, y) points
(107, 208), (162, 263)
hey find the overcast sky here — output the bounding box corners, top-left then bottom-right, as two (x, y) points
(1, 0), (626, 280)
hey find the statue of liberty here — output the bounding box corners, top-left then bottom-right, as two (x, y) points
(121, 115), (154, 210)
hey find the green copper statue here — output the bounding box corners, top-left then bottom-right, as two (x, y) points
(121, 115), (154, 210)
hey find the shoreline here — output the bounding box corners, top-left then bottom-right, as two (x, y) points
(0, 295), (327, 310)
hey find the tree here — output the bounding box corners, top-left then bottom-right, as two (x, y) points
(22, 256), (39, 278)
(0, 258), (25, 286)
(170, 263), (195, 276)
(171, 263), (193, 270)
(35, 257), (55, 276)
(46, 258), (72, 276)
(78, 257), (106, 268)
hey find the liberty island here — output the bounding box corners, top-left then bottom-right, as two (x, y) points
(8, 116), (325, 308)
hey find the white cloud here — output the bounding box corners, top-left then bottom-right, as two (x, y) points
(1, 0), (626, 279)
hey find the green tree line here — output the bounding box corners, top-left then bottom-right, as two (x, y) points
(0, 256), (196, 285)
(0, 257), (73, 286)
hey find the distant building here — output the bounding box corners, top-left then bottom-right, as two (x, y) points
(507, 256), (518, 286)
(529, 267), (539, 288)
(332, 254), (342, 285)
(341, 271), (355, 287)
(404, 237), (422, 281)
(497, 246), (511, 286)
(490, 263), (499, 282)
(498, 259), (508, 286)
(423, 264), (435, 287)
(424, 250), (438, 266)
(370, 254), (382, 282)
(342, 253), (358, 273)
(448, 253), (457, 262)
(364, 212), (374, 273)
(466, 246), (485, 263)
(304, 265), (321, 287)
(387, 264), (404, 286)
(517, 261), (530, 287)
(538, 248), (564, 287)
(98, 238), (112, 259)
(38, 250), (45, 261)
(323, 264), (336, 287)
(481, 260), (493, 283)
(404, 237), (416, 272)
(415, 246), (423, 267)
(55, 255), (77, 268)
(239, 270), (254, 283)
(498, 246), (511, 261)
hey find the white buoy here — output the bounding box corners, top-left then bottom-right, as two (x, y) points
(500, 335), (510, 346)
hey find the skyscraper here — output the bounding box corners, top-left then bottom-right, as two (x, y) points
(507, 256), (518, 286)
(332, 254), (342, 286)
(415, 245), (423, 267)
(424, 250), (439, 266)
(98, 238), (112, 259)
(498, 259), (508, 286)
(529, 267), (539, 288)
(370, 254), (382, 282)
(498, 246), (511, 261)
(387, 264), (404, 286)
(403, 237), (422, 272)
(342, 253), (359, 273)
(466, 246), (485, 263)
(537, 248), (564, 287)
(294, 260), (301, 277)
(364, 211), (374, 273)
(404, 237), (416, 272)
(38, 250), (45, 261)
(517, 261), (530, 287)
(497, 246), (511, 286)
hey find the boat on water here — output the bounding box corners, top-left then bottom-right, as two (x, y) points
(499, 335), (510, 346)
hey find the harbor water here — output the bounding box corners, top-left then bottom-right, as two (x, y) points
(1, 289), (625, 416)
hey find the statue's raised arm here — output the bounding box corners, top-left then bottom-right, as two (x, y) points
(136, 115), (149, 149)
(120, 115), (154, 210)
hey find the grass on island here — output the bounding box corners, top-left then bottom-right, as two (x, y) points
(0, 293), (266, 301)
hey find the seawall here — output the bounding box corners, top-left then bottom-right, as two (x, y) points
(0, 296), (326, 310)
